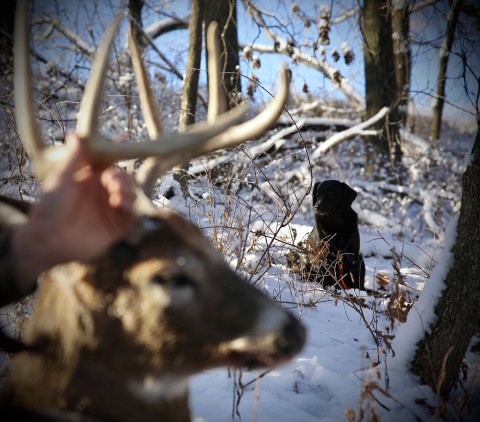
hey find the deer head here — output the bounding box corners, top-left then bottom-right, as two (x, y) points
(3, 2), (305, 421)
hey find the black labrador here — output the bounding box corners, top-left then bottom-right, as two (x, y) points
(307, 180), (365, 290)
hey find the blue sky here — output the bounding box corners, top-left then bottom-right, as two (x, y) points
(32, 0), (479, 123)
(148, 0), (478, 122)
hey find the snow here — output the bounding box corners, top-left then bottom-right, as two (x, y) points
(391, 216), (457, 372)
(1, 106), (476, 420)
(178, 118), (476, 421)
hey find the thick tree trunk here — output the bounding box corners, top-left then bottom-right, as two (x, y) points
(411, 123), (480, 398)
(362, 0), (401, 170)
(0, 0), (15, 74)
(431, 0), (463, 141)
(0, 0), (16, 159)
(204, 0), (241, 109)
(175, 0), (205, 193)
(129, 0), (146, 51)
(391, 0), (411, 126)
(178, 0), (204, 130)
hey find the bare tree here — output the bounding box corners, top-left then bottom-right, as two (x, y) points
(406, 13), (480, 395)
(204, 0), (241, 109)
(431, 0), (464, 141)
(128, 0), (146, 51)
(178, 0), (204, 131)
(241, 0), (364, 109)
(361, 0), (401, 169)
(391, 0), (411, 126)
(0, 0), (15, 74)
(174, 0), (205, 193)
(411, 117), (480, 399)
(175, 0), (241, 193)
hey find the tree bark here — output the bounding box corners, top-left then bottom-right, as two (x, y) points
(204, 0), (241, 109)
(0, 0), (15, 74)
(178, 0), (204, 130)
(0, 0), (16, 155)
(391, 0), (411, 126)
(174, 0), (205, 193)
(129, 0), (146, 51)
(431, 0), (463, 141)
(362, 0), (401, 169)
(411, 123), (480, 398)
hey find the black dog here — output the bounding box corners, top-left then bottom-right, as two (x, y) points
(307, 180), (365, 290)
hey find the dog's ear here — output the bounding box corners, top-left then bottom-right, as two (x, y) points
(312, 182), (321, 205)
(342, 183), (357, 206)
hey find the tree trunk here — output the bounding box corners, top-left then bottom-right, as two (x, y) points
(0, 0), (16, 160)
(431, 0), (463, 141)
(411, 123), (480, 398)
(362, 0), (401, 171)
(204, 0), (241, 109)
(129, 0), (146, 51)
(391, 0), (411, 126)
(179, 0), (204, 130)
(0, 0), (15, 74)
(174, 0), (205, 193)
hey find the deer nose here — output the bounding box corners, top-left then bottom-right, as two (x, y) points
(276, 313), (306, 356)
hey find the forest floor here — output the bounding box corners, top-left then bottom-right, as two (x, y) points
(1, 108), (478, 421)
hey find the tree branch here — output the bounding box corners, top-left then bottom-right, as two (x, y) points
(311, 106), (389, 159)
(241, 0), (364, 109)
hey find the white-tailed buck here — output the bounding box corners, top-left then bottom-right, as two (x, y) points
(0, 1), (305, 421)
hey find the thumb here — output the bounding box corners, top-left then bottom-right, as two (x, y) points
(42, 133), (86, 191)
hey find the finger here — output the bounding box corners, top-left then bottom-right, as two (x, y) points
(101, 168), (136, 211)
(42, 133), (87, 191)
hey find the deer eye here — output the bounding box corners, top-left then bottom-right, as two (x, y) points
(152, 273), (194, 289)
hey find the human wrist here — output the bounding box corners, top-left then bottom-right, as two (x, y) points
(11, 221), (57, 291)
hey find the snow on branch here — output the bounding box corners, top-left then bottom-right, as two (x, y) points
(188, 120), (305, 176)
(35, 17), (94, 59)
(241, 0), (364, 110)
(145, 16), (188, 39)
(311, 106), (389, 159)
(244, 42), (364, 109)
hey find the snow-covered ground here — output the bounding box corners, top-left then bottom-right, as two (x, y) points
(1, 106), (477, 421)
(167, 115), (476, 421)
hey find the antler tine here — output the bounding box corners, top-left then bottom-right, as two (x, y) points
(136, 21), (290, 182)
(128, 29), (165, 196)
(76, 16), (247, 167)
(129, 23), (250, 196)
(207, 22), (227, 123)
(14, 0), (66, 181)
(165, 21), (290, 163)
(128, 30), (165, 140)
(183, 66), (291, 160)
(76, 13), (123, 149)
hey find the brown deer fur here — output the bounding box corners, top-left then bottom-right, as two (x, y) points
(4, 211), (304, 421)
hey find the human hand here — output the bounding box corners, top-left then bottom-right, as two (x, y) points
(12, 133), (137, 290)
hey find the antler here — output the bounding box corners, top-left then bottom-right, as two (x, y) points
(15, 0), (289, 190)
(133, 22), (290, 194)
(190, 22), (291, 159)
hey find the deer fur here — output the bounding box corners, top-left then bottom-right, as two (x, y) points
(4, 211), (305, 421)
